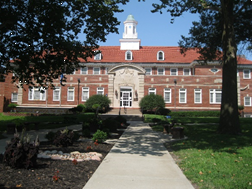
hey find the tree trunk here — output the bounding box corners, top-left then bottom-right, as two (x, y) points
(218, 0), (241, 134)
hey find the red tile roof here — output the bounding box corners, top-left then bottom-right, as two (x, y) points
(79, 46), (252, 65)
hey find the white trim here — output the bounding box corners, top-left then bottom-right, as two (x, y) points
(145, 68), (152, 75)
(179, 88), (187, 103)
(67, 87), (75, 101)
(157, 51), (164, 60)
(243, 69), (251, 79)
(183, 68), (191, 76)
(164, 88), (171, 103)
(244, 96), (251, 106)
(53, 87), (60, 101)
(157, 68), (165, 75)
(148, 88), (156, 95)
(94, 51), (102, 60)
(210, 89), (222, 104)
(82, 87), (89, 101)
(93, 67), (100, 75)
(125, 51), (132, 60)
(28, 87), (46, 101)
(194, 88), (202, 104)
(81, 67), (88, 74)
(170, 68), (178, 76)
(11, 92), (18, 102)
(97, 87), (104, 95)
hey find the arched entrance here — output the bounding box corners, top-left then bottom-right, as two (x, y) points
(108, 64), (145, 108)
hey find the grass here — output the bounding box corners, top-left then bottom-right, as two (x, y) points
(146, 114), (252, 189)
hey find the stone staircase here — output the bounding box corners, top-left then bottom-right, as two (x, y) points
(99, 108), (143, 121)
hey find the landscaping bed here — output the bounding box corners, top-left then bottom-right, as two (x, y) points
(0, 131), (124, 189)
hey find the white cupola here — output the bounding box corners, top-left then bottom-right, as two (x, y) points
(120, 14), (141, 50)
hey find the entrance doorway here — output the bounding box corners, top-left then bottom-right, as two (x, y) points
(120, 88), (132, 107)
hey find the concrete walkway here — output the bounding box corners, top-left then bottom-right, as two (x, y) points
(83, 121), (194, 189)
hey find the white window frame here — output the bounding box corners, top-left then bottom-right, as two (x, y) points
(179, 88), (187, 103)
(148, 88), (156, 95)
(194, 89), (202, 104)
(82, 87), (89, 101)
(97, 87), (104, 95)
(244, 96), (251, 106)
(157, 68), (165, 75)
(104, 67), (108, 75)
(183, 68), (191, 76)
(170, 68), (178, 76)
(94, 51), (101, 60)
(210, 89), (222, 104)
(125, 51), (132, 60)
(164, 88), (171, 103)
(67, 87), (75, 101)
(157, 51), (164, 60)
(81, 67), (88, 74)
(145, 68), (152, 75)
(93, 67), (100, 75)
(243, 69), (251, 79)
(11, 93), (18, 102)
(53, 87), (60, 101)
(28, 87), (46, 101)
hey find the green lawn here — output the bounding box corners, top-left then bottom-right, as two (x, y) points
(146, 114), (252, 189)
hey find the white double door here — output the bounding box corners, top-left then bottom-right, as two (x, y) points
(120, 88), (132, 107)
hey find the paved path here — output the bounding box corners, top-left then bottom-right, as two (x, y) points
(83, 121), (194, 189)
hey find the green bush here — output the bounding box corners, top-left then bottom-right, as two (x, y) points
(8, 103), (18, 108)
(169, 111), (220, 117)
(85, 95), (111, 112)
(139, 94), (165, 113)
(156, 107), (171, 115)
(82, 122), (90, 137)
(102, 117), (119, 132)
(92, 130), (107, 143)
(77, 104), (86, 112)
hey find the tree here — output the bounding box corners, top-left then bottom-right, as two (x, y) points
(139, 94), (165, 113)
(0, 0), (124, 88)
(152, 0), (252, 135)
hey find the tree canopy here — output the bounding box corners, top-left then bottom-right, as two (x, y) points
(152, 0), (252, 134)
(0, 0), (125, 87)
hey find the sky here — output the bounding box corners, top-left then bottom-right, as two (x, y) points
(81, 0), (252, 61)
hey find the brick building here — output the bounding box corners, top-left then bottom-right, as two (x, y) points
(1, 15), (252, 114)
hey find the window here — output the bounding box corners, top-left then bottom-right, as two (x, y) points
(183, 68), (191, 76)
(157, 68), (164, 75)
(125, 51), (132, 60)
(157, 51), (164, 60)
(145, 68), (152, 75)
(194, 89), (202, 103)
(244, 96), (251, 106)
(28, 87), (46, 101)
(53, 87), (60, 101)
(164, 88), (171, 103)
(170, 68), (178, 76)
(243, 69), (251, 79)
(210, 89), (222, 104)
(82, 87), (89, 101)
(148, 88), (156, 95)
(97, 87), (104, 95)
(179, 88), (187, 103)
(93, 67), (100, 75)
(67, 87), (75, 101)
(94, 51), (101, 60)
(104, 67), (108, 74)
(81, 67), (88, 74)
(11, 93), (18, 102)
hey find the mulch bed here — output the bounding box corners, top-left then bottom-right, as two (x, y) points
(0, 130), (125, 189)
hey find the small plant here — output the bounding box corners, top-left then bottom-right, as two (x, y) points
(52, 171), (60, 182)
(86, 146), (92, 151)
(92, 130), (107, 143)
(102, 117), (119, 132)
(94, 140), (99, 146)
(8, 103), (18, 109)
(82, 122), (90, 137)
(3, 130), (40, 169)
(45, 131), (56, 142)
(114, 115), (127, 125)
(72, 159), (78, 165)
(52, 128), (78, 147)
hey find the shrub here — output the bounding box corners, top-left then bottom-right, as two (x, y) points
(156, 107), (171, 115)
(169, 111), (220, 117)
(82, 122), (90, 137)
(102, 117), (119, 132)
(139, 94), (165, 113)
(85, 95), (111, 112)
(114, 115), (127, 124)
(52, 128), (79, 147)
(3, 131), (40, 169)
(45, 131), (56, 142)
(77, 104), (86, 112)
(8, 103), (18, 108)
(92, 130), (107, 143)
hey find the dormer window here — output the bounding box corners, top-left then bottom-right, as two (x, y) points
(125, 51), (132, 60)
(94, 51), (102, 60)
(157, 51), (164, 60)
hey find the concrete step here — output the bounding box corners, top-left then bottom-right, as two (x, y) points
(100, 114), (143, 121)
